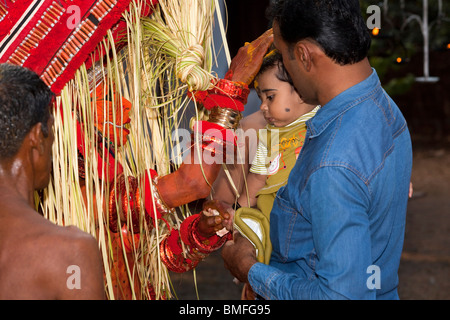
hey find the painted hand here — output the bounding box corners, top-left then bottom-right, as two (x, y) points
(197, 200), (233, 238)
(226, 28), (274, 85)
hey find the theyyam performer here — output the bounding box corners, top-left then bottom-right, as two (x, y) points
(0, 0), (273, 299)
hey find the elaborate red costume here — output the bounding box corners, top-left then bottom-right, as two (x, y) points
(0, 0), (272, 299)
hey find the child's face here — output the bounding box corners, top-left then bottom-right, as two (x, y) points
(255, 66), (313, 127)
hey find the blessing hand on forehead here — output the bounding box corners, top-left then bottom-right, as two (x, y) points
(225, 29), (274, 85)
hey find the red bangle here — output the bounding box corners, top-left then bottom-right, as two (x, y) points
(160, 236), (191, 273)
(193, 121), (237, 146)
(189, 78), (250, 112)
(160, 230), (202, 273)
(109, 169), (175, 234)
(108, 173), (141, 233)
(214, 78), (249, 98)
(180, 215), (200, 245)
(143, 169), (175, 225)
(186, 215), (228, 253)
(161, 213), (231, 273)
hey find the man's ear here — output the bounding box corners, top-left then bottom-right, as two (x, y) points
(294, 41), (312, 72)
(28, 123), (45, 155)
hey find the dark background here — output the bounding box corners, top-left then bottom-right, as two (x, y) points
(225, 0), (450, 146)
(226, 0), (272, 58)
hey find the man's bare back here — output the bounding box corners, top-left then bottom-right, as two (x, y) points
(0, 63), (105, 300)
(0, 194), (105, 299)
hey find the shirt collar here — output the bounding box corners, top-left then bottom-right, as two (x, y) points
(307, 68), (381, 138)
(266, 105), (321, 131)
(286, 105), (321, 127)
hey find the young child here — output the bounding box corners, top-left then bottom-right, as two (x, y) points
(234, 50), (320, 265)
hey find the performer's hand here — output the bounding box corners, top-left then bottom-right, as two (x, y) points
(221, 231), (258, 283)
(226, 29), (274, 85)
(197, 200), (233, 238)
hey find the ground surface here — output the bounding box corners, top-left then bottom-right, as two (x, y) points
(397, 146), (450, 300)
(169, 146), (450, 300)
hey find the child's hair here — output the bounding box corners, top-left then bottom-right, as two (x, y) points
(256, 48), (293, 87)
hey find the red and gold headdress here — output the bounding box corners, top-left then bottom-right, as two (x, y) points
(0, 0), (156, 93)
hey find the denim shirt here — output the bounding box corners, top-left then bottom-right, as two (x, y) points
(248, 69), (413, 300)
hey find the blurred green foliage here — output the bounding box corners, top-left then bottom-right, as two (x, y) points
(360, 0), (449, 96)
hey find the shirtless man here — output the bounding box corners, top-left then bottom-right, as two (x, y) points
(0, 63), (105, 299)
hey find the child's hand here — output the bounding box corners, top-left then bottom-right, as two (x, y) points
(197, 200), (234, 238)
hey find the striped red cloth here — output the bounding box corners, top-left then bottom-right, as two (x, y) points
(0, 0), (157, 94)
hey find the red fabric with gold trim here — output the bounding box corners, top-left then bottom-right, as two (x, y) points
(0, 0), (158, 95)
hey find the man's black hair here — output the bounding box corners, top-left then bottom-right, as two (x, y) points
(0, 63), (54, 159)
(267, 0), (371, 65)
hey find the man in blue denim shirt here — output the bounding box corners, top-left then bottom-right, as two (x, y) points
(222, 0), (413, 299)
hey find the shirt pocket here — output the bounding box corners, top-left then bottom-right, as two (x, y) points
(270, 194), (299, 263)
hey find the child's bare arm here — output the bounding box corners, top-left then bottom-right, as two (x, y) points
(237, 172), (267, 208)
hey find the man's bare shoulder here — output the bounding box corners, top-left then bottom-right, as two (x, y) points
(38, 223), (100, 263)
(0, 209), (104, 299)
(10, 209), (98, 255)
(31, 221), (105, 299)
(42, 222), (97, 246)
